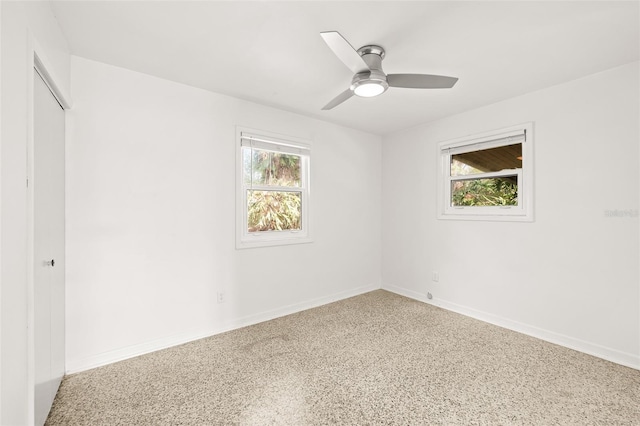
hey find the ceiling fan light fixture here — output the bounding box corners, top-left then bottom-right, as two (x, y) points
(351, 79), (388, 97)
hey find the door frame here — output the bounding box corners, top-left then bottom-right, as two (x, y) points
(26, 34), (72, 425)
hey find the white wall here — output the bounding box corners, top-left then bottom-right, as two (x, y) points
(1, 1), (71, 424)
(66, 56), (382, 373)
(382, 61), (640, 369)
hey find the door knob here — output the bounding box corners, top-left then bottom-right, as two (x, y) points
(45, 259), (55, 267)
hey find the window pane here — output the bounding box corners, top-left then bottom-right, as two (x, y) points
(242, 147), (252, 185)
(247, 190), (301, 232)
(244, 147), (301, 187)
(451, 143), (522, 176)
(451, 176), (518, 206)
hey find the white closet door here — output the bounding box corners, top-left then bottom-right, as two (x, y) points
(33, 69), (65, 426)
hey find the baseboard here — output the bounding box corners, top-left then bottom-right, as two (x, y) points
(66, 283), (380, 374)
(382, 283), (640, 371)
(383, 283), (425, 303)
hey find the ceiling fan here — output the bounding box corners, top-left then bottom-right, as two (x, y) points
(320, 31), (458, 110)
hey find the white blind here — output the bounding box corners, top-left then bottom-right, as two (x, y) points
(240, 133), (310, 156)
(444, 129), (526, 156)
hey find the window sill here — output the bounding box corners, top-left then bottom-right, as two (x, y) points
(438, 211), (533, 222)
(236, 236), (314, 250)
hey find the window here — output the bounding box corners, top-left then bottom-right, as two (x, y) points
(236, 128), (311, 248)
(438, 123), (533, 221)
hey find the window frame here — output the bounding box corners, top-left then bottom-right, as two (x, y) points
(437, 122), (534, 222)
(236, 127), (312, 249)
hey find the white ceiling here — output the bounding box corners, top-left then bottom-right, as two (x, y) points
(50, 1), (639, 136)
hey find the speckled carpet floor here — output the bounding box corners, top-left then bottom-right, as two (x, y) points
(47, 290), (640, 425)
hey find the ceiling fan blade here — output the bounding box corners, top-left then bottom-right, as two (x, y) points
(387, 74), (458, 89)
(322, 89), (354, 110)
(320, 31), (370, 74)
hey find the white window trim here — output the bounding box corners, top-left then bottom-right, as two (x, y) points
(437, 122), (534, 222)
(236, 127), (312, 249)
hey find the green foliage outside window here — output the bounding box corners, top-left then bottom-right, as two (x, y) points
(244, 148), (303, 232)
(450, 158), (518, 207)
(247, 191), (301, 231)
(451, 178), (518, 206)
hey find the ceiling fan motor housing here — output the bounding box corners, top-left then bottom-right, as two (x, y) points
(350, 45), (389, 96)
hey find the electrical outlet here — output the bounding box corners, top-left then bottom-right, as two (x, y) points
(432, 271), (439, 282)
(217, 292), (226, 304)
